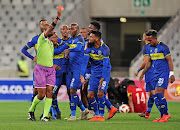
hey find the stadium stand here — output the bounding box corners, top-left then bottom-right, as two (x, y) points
(130, 9), (180, 78)
(0, 0), (89, 77)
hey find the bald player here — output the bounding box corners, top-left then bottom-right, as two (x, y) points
(54, 23), (89, 121)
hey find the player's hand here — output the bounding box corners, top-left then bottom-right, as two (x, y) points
(64, 49), (70, 59)
(53, 64), (61, 70)
(33, 57), (37, 63)
(139, 74), (144, 82)
(169, 75), (175, 83)
(80, 75), (86, 84)
(98, 78), (104, 89)
(65, 54), (69, 59)
(135, 71), (139, 76)
(57, 8), (63, 18)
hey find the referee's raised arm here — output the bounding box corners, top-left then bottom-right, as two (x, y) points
(44, 8), (63, 38)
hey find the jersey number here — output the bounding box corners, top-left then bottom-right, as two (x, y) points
(135, 93), (145, 104)
(158, 78), (164, 84)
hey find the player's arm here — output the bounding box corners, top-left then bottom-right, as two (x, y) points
(21, 38), (36, 61)
(135, 45), (149, 76)
(54, 43), (69, 55)
(99, 48), (110, 88)
(163, 44), (175, 83)
(127, 87), (134, 113)
(166, 55), (175, 83)
(21, 45), (34, 60)
(44, 8), (62, 38)
(80, 50), (90, 83)
(69, 42), (82, 52)
(128, 96), (134, 113)
(139, 58), (152, 82)
(135, 56), (149, 76)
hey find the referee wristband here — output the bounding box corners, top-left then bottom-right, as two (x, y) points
(169, 71), (174, 78)
(137, 68), (141, 72)
(51, 22), (56, 27)
(56, 17), (61, 20)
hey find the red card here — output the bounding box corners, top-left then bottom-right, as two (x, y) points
(56, 5), (64, 10)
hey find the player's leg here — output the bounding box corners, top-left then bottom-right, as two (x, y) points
(64, 72), (72, 120)
(68, 71), (87, 121)
(97, 90), (105, 121)
(76, 82), (89, 120)
(41, 66), (56, 121)
(41, 85), (53, 121)
(28, 88), (46, 121)
(146, 90), (156, 116)
(153, 75), (170, 122)
(52, 76), (62, 119)
(139, 80), (157, 119)
(155, 87), (170, 122)
(88, 91), (100, 121)
(40, 78), (61, 120)
(66, 72), (71, 104)
(101, 71), (118, 120)
(68, 88), (78, 120)
(87, 77), (100, 121)
(28, 65), (46, 121)
(80, 82), (89, 109)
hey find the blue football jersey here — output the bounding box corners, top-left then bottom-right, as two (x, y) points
(81, 43), (111, 77)
(67, 34), (85, 71)
(85, 39), (89, 46)
(26, 34), (40, 54)
(57, 38), (69, 73)
(53, 39), (66, 77)
(146, 41), (170, 74)
(54, 34), (85, 72)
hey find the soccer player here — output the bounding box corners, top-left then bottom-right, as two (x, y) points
(21, 20), (47, 104)
(88, 20), (101, 35)
(80, 28), (89, 47)
(79, 28), (91, 118)
(139, 29), (175, 122)
(27, 8), (63, 122)
(51, 25), (70, 119)
(88, 21), (118, 119)
(54, 23), (89, 121)
(127, 79), (147, 113)
(135, 32), (156, 119)
(80, 31), (118, 121)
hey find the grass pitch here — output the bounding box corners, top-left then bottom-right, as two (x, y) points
(0, 102), (179, 130)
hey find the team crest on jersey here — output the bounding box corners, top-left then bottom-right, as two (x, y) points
(155, 48), (158, 53)
(98, 50), (102, 55)
(91, 50), (95, 53)
(150, 50), (152, 52)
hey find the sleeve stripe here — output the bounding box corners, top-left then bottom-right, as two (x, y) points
(84, 54), (89, 56)
(103, 56), (109, 58)
(165, 53), (171, 57)
(26, 44), (30, 49)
